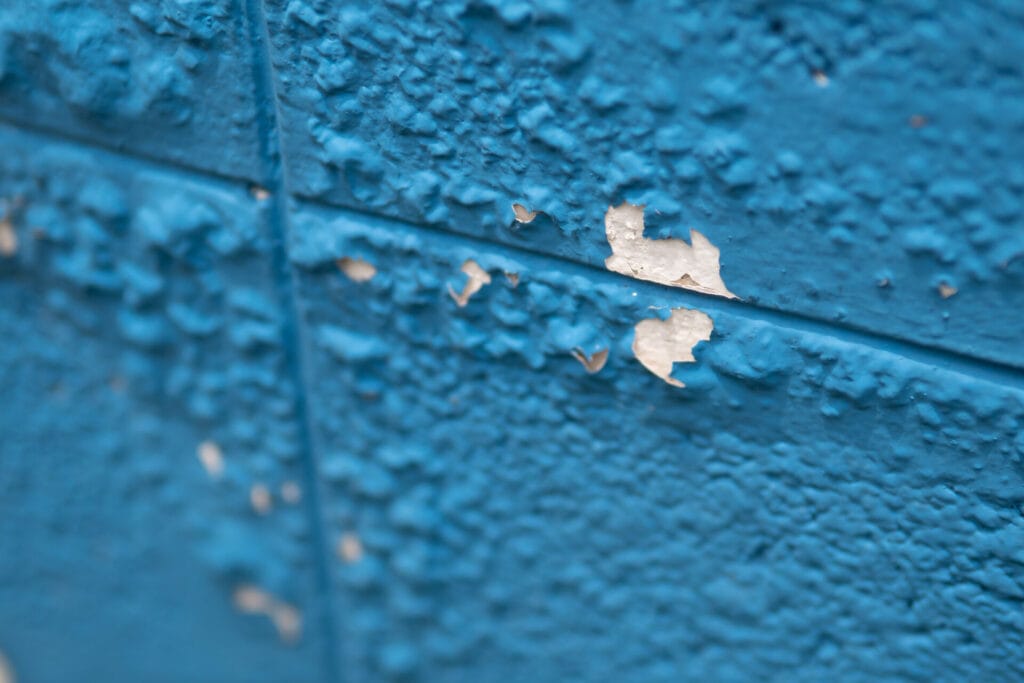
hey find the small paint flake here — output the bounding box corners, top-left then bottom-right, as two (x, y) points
(0, 650), (14, 683)
(249, 184), (271, 200)
(938, 282), (958, 298)
(337, 257), (377, 282)
(197, 441), (225, 479)
(632, 308), (714, 387)
(0, 216), (16, 257)
(812, 70), (829, 87)
(448, 259), (491, 307)
(504, 272), (520, 287)
(338, 532), (364, 563)
(512, 203), (539, 223)
(571, 347), (609, 374)
(281, 481), (302, 504)
(233, 585), (302, 644)
(250, 483), (272, 515)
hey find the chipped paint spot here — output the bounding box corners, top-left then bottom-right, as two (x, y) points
(812, 70), (830, 87)
(250, 483), (272, 515)
(338, 532), (363, 563)
(232, 585), (302, 643)
(604, 202), (735, 299)
(0, 650), (14, 683)
(511, 203), (539, 223)
(280, 481), (302, 504)
(249, 184), (271, 200)
(504, 272), (520, 287)
(939, 282), (958, 298)
(447, 259), (491, 307)
(571, 347), (609, 374)
(0, 207), (16, 258)
(337, 256), (377, 282)
(196, 440), (225, 479)
(632, 308), (713, 387)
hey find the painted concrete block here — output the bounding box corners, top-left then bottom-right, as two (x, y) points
(266, 0), (1024, 367)
(0, 127), (329, 683)
(289, 202), (1024, 682)
(0, 0), (264, 181)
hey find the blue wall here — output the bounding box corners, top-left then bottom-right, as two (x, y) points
(1, 1), (1023, 681)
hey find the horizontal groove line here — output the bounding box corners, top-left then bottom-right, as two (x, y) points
(2, 116), (1022, 388)
(299, 199), (1024, 392)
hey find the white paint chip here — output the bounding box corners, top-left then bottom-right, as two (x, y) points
(338, 532), (364, 563)
(197, 441), (225, 480)
(337, 257), (377, 282)
(0, 213), (16, 257)
(0, 650), (14, 683)
(938, 282), (957, 299)
(280, 481), (302, 504)
(250, 483), (272, 515)
(448, 259), (491, 307)
(233, 585), (302, 643)
(512, 203), (539, 223)
(571, 347), (609, 374)
(632, 308), (713, 387)
(604, 202), (736, 299)
(249, 184), (271, 200)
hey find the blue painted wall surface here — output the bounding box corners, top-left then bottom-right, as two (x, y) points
(0, 2), (1022, 682)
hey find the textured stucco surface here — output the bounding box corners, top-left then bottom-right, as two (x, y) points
(1, 2), (1023, 682)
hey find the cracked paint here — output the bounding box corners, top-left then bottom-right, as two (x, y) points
(604, 202), (736, 299)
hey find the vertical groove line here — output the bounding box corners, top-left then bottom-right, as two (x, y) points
(241, 1), (341, 681)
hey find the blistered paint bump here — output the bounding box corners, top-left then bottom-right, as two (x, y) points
(632, 308), (714, 387)
(604, 202), (735, 299)
(337, 257), (377, 282)
(447, 259), (491, 307)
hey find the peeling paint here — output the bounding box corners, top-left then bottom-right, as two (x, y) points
(196, 440), (225, 480)
(571, 347), (609, 374)
(337, 256), (377, 282)
(511, 203), (539, 223)
(939, 282), (958, 299)
(337, 533), (363, 564)
(232, 585), (302, 644)
(632, 308), (714, 387)
(0, 202), (16, 258)
(280, 481), (302, 504)
(604, 202), (735, 299)
(447, 259), (491, 307)
(250, 483), (272, 515)
(0, 651), (13, 683)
